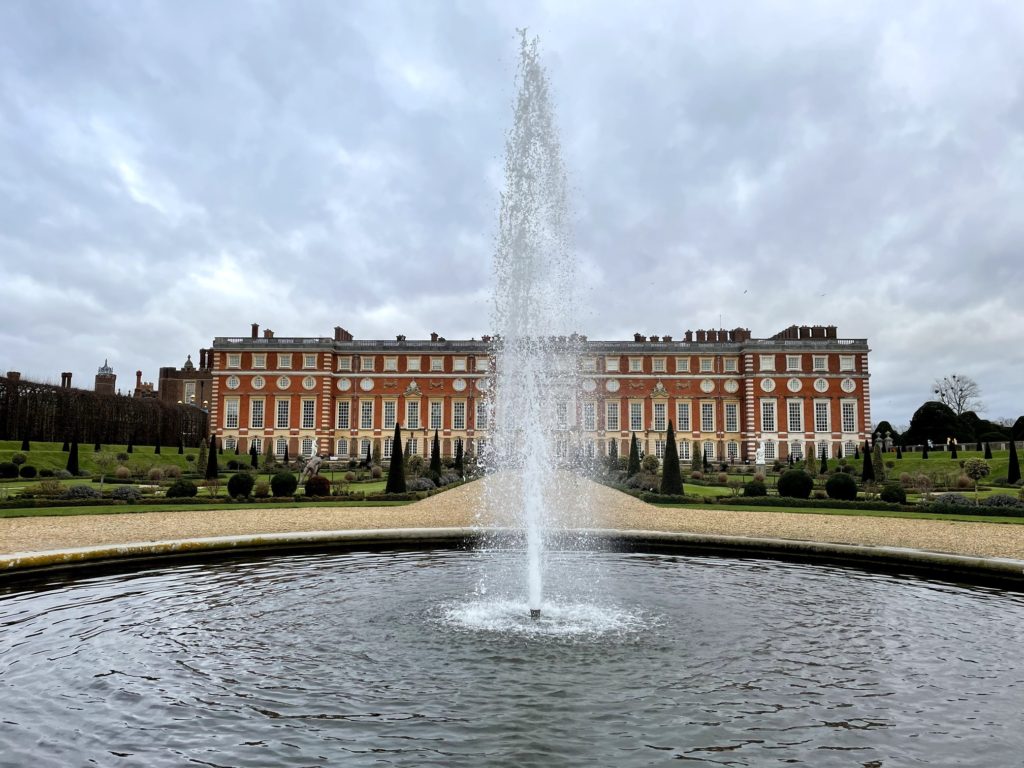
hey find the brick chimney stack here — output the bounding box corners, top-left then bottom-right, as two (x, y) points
(251, 323), (259, 339)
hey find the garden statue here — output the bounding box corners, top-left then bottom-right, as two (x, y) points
(301, 452), (323, 480)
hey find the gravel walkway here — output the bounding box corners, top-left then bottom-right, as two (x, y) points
(2, 479), (1024, 560)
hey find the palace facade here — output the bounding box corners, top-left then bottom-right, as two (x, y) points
(207, 323), (871, 466)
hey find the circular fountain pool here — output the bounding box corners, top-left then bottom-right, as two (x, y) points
(2, 548), (1022, 767)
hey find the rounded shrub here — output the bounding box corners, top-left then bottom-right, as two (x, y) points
(879, 484), (907, 504)
(409, 477), (436, 492)
(690, 470), (703, 481)
(955, 474), (973, 490)
(641, 454), (659, 473)
(825, 472), (858, 501)
(0, 462), (18, 479)
(163, 465), (182, 479)
(116, 452), (129, 462)
(980, 495), (1024, 509)
(370, 465), (383, 479)
(54, 469), (72, 479)
(114, 465), (131, 480)
(111, 485), (142, 502)
(227, 472), (256, 499)
(147, 467), (164, 482)
(253, 481), (270, 498)
(166, 479), (198, 498)
(933, 492), (972, 506)
(11, 453), (27, 466)
(407, 455), (425, 475)
(304, 475), (331, 497)
(777, 469), (814, 499)
(38, 468), (54, 478)
(61, 485), (101, 500)
(18, 465), (37, 478)
(742, 479), (768, 497)
(270, 471), (298, 497)
(344, 471), (356, 482)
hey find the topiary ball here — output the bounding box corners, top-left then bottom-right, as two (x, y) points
(304, 475), (331, 497)
(777, 469), (814, 499)
(166, 479), (198, 498)
(270, 471), (298, 497)
(18, 465), (37, 478)
(227, 472), (256, 499)
(742, 479), (767, 497)
(879, 484), (907, 504)
(824, 472), (858, 501)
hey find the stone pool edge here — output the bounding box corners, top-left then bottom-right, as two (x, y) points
(3, 527), (1024, 586)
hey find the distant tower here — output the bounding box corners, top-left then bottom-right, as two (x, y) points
(95, 359), (116, 396)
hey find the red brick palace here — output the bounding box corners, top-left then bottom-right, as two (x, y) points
(207, 323), (871, 464)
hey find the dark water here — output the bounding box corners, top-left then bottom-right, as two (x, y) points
(2, 549), (1023, 767)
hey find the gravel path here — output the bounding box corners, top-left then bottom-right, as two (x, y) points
(2, 479), (1024, 560)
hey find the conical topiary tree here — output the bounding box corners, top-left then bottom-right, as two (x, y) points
(854, 445), (859, 460)
(385, 423), (406, 493)
(21, 436), (30, 451)
(178, 436), (185, 454)
(66, 437), (79, 476)
(454, 438), (464, 476)
(660, 421), (682, 495)
(872, 441), (885, 482)
(62, 439), (69, 452)
(250, 442), (259, 469)
(234, 442), (240, 455)
(197, 436), (208, 473)
(922, 442), (929, 459)
(430, 430), (442, 481)
(283, 443), (290, 464)
(820, 445), (829, 475)
(154, 432), (161, 455)
(950, 442), (958, 459)
(94, 439), (101, 452)
(984, 442), (993, 460)
(1008, 438), (1021, 485)
(895, 444), (903, 459)
(702, 446), (710, 473)
(627, 433), (641, 477)
(861, 440), (875, 482)
(690, 441), (702, 474)
(205, 434), (219, 479)
(607, 437), (619, 472)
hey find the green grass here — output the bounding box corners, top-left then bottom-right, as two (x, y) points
(0, 440), (202, 474)
(0, 499), (411, 519)
(658, 501), (1024, 525)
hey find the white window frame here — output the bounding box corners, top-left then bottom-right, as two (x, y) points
(251, 437), (262, 454)
(475, 357), (490, 372)
(699, 357), (714, 373)
(700, 402), (714, 433)
(452, 401), (466, 430)
(606, 401), (620, 432)
(336, 401), (350, 430)
(224, 398), (239, 429)
(759, 354), (776, 372)
(383, 436), (393, 460)
(723, 357), (738, 373)
(276, 437), (288, 459)
(383, 400), (397, 430)
(675, 357), (690, 373)
(786, 355), (801, 372)
(583, 401), (597, 432)
(252, 353), (266, 369)
(384, 357), (398, 372)
(841, 400), (857, 433)
(605, 357), (620, 372)
(278, 353), (292, 369)
(839, 355), (856, 372)
(727, 441), (739, 461)
(360, 356), (375, 372)
(703, 441), (716, 460)
(653, 402), (666, 432)
(581, 357), (597, 372)
(788, 400), (803, 433)
(556, 401), (569, 430)
(250, 398), (265, 429)
(226, 353), (241, 370)
(301, 398), (316, 430)
(814, 400), (830, 433)
(406, 401), (420, 430)
(452, 357), (467, 372)
(763, 440), (776, 459)
(303, 354), (317, 370)
(429, 401), (443, 430)
(679, 441), (691, 460)
(475, 400), (489, 430)
(813, 355), (828, 372)
(430, 357), (444, 372)
(652, 357), (666, 373)
(360, 400), (374, 430)
(628, 357), (643, 372)
(760, 399), (777, 433)
(336, 439), (349, 457)
(407, 356), (421, 372)
(336, 357), (352, 372)
(301, 437), (314, 457)
(276, 399), (290, 429)
(724, 403), (738, 433)
(676, 401), (691, 432)
(655, 440), (666, 459)
(629, 402), (643, 432)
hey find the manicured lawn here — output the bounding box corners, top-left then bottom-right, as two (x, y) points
(658, 502), (1024, 525)
(0, 499), (411, 519)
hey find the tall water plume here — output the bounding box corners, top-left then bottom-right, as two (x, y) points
(481, 33), (589, 618)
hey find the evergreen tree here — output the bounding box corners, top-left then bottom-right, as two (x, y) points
(690, 441), (702, 473)
(1008, 439), (1021, 485)
(263, 439), (276, 470)
(950, 442), (958, 459)
(385, 423), (407, 493)
(371, 442), (381, 466)
(178, 436), (185, 454)
(234, 442), (240, 455)
(126, 435), (133, 454)
(205, 434), (219, 479)
(702, 446), (710, 473)
(94, 439), (101, 452)
(872, 441), (885, 482)
(627, 433), (641, 476)
(154, 432), (161, 455)
(21, 436), (30, 451)
(788, 453), (795, 467)
(895, 445), (903, 459)
(62, 439), (69, 452)
(454, 438), (464, 476)
(984, 442), (993, 460)
(430, 430), (442, 480)
(861, 440), (875, 482)
(607, 437), (619, 471)
(218, 439), (224, 455)
(250, 442), (259, 469)
(197, 437), (208, 474)
(922, 443), (929, 459)
(819, 444), (828, 475)
(854, 446), (860, 459)
(660, 421), (683, 495)
(66, 437), (79, 476)
(283, 443), (290, 464)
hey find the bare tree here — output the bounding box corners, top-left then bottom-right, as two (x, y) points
(932, 374), (983, 416)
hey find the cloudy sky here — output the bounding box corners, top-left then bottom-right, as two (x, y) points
(1, 0), (1021, 427)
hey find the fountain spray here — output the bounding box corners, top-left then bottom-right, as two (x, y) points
(489, 33), (577, 620)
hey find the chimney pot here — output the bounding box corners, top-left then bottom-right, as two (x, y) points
(251, 323), (259, 339)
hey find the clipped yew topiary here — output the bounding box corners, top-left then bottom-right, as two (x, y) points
(304, 475), (332, 497)
(227, 472), (256, 499)
(825, 472), (858, 501)
(627, 433), (641, 477)
(743, 479), (768, 497)
(777, 469), (814, 499)
(166, 479), (198, 498)
(880, 483), (907, 504)
(18, 465), (37, 478)
(660, 420), (683, 495)
(270, 471), (298, 497)
(0, 462), (18, 478)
